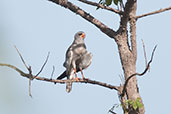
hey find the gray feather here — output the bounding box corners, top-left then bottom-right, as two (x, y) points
(66, 82), (72, 93)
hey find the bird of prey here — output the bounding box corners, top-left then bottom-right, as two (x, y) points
(57, 52), (93, 80)
(57, 31), (93, 93)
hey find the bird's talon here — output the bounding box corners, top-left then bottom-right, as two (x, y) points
(83, 78), (89, 80)
(75, 77), (79, 81)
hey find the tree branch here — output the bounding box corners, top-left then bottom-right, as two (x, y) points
(136, 6), (171, 20)
(14, 46), (33, 78)
(35, 52), (50, 77)
(39, 78), (119, 91)
(29, 79), (32, 97)
(0, 63), (32, 78)
(78, 0), (123, 15)
(15, 45), (29, 69)
(50, 66), (55, 79)
(0, 63), (119, 91)
(48, 0), (116, 38)
(120, 45), (157, 97)
(141, 39), (148, 70)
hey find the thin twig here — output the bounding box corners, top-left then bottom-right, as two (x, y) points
(0, 63), (34, 97)
(35, 52), (50, 77)
(136, 6), (171, 20)
(108, 104), (118, 114)
(78, 0), (123, 15)
(50, 66), (55, 79)
(120, 45), (157, 97)
(14, 47), (50, 97)
(108, 110), (117, 114)
(14, 46), (29, 69)
(29, 79), (32, 97)
(141, 39), (149, 71)
(15, 46), (33, 78)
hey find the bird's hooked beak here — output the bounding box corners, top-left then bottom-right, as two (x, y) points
(81, 33), (85, 39)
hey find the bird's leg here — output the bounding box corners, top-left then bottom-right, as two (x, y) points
(80, 68), (88, 80)
(74, 68), (79, 81)
(80, 68), (85, 79)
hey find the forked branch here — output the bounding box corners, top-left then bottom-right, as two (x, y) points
(0, 63), (119, 91)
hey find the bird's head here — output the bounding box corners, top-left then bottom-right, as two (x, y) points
(74, 31), (86, 42)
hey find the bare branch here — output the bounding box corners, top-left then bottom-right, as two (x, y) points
(36, 77), (119, 91)
(35, 52), (50, 77)
(50, 66), (55, 79)
(78, 0), (122, 15)
(0, 63), (30, 78)
(48, 0), (116, 38)
(136, 6), (171, 20)
(108, 104), (119, 114)
(29, 79), (32, 97)
(109, 110), (117, 114)
(14, 46), (29, 69)
(120, 45), (157, 97)
(0, 63), (119, 91)
(141, 39), (148, 70)
(14, 46), (34, 78)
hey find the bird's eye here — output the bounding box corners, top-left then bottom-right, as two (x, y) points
(78, 33), (82, 36)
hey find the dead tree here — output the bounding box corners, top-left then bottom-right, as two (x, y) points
(0, 0), (171, 114)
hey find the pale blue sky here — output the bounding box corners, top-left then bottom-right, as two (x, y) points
(0, 0), (171, 114)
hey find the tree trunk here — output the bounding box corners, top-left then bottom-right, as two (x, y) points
(114, 32), (145, 114)
(115, 1), (145, 113)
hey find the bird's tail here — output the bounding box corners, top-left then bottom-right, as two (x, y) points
(56, 70), (73, 92)
(54, 71), (67, 84)
(57, 71), (67, 79)
(66, 81), (72, 93)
